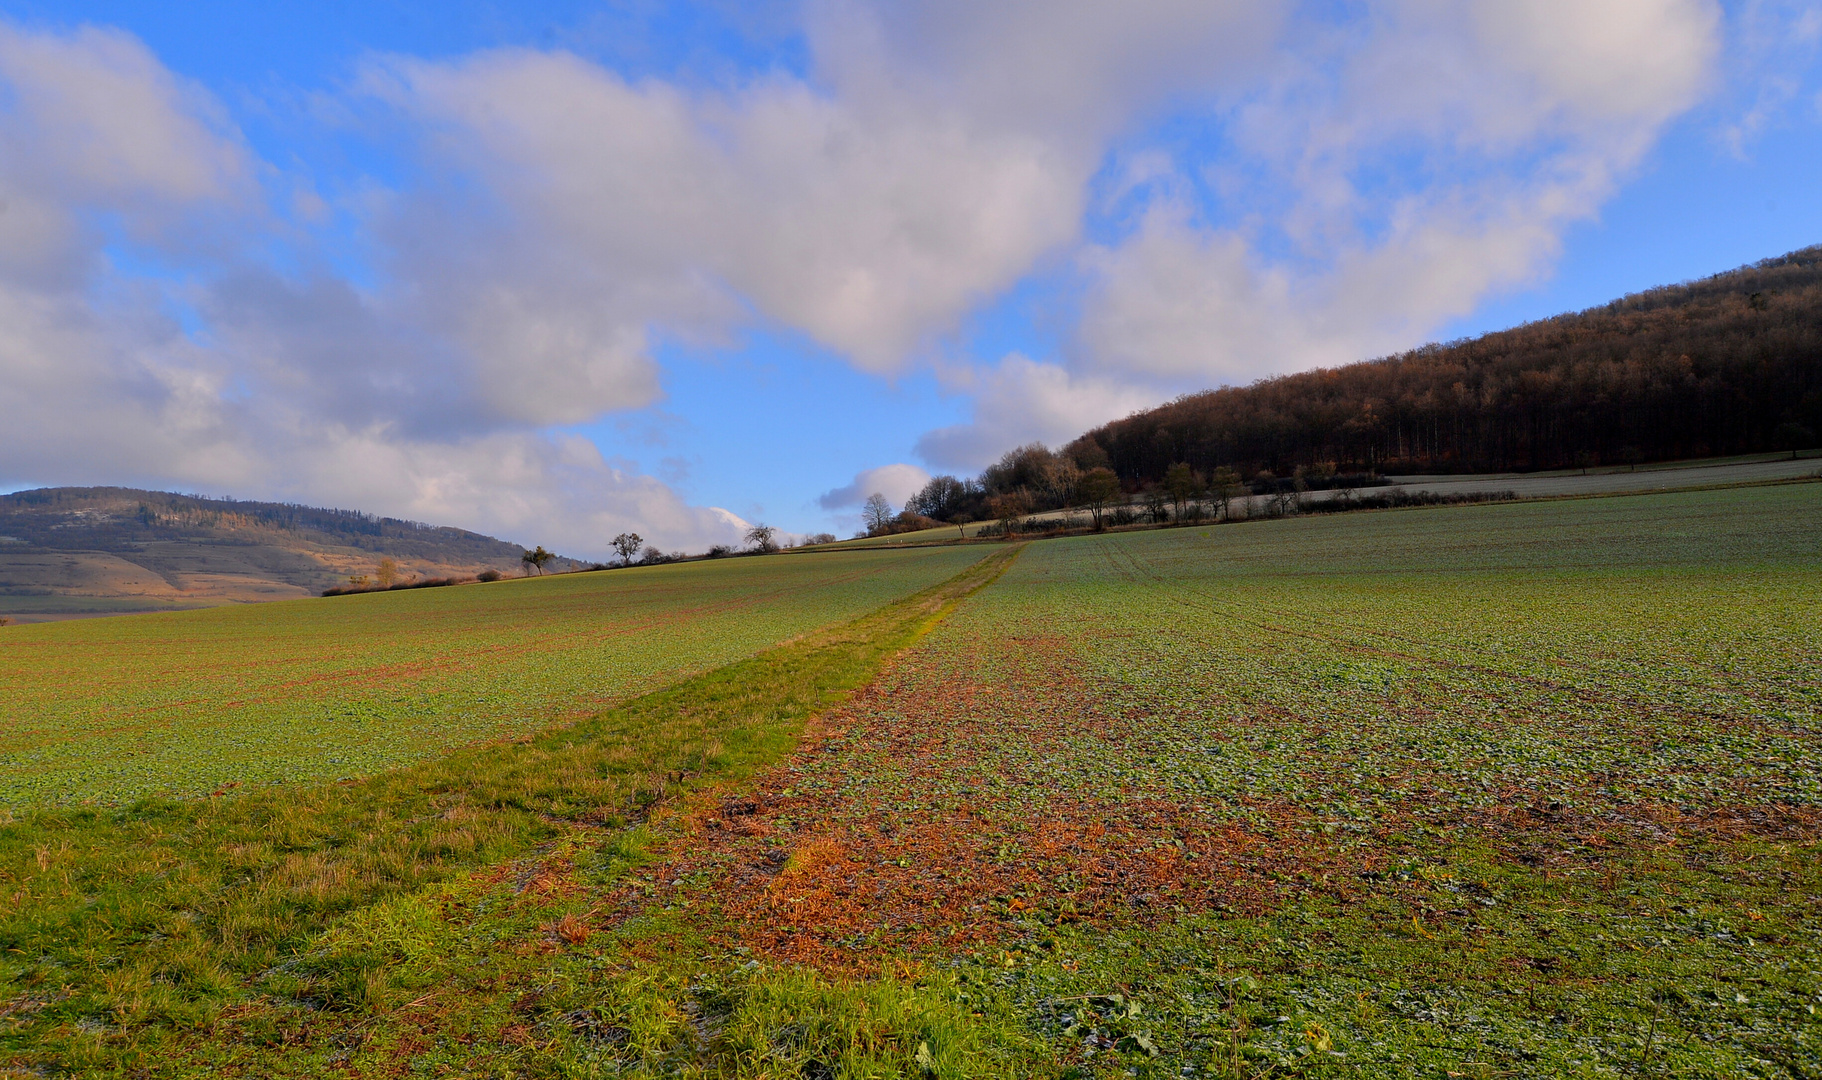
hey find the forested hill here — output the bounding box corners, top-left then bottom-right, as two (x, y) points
(1069, 245), (1822, 482)
(0, 487), (541, 620)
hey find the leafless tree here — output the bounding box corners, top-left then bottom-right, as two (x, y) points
(611, 532), (644, 566)
(862, 492), (895, 535)
(1076, 468), (1121, 530)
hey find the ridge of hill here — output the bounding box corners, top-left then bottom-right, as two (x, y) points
(1068, 244), (1822, 483)
(0, 487), (557, 621)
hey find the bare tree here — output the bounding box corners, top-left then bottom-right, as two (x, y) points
(1038, 456), (1081, 509)
(745, 523), (778, 553)
(987, 491), (1029, 537)
(1163, 463), (1202, 522)
(1076, 468), (1121, 530)
(521, 546), (555, 575)
(1209, 467), (1242, 520)
(862, 492), (894, 535)
(611, 531), (644, 566)
(1141, 487), (1169, 524)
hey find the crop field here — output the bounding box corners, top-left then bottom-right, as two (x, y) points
(294, 482), (1815, 1078)
(3, 483), (1819, 1078)
(0, 546), (987, 805)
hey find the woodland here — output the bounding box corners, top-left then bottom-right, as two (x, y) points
(1067, 246), (1822, 483)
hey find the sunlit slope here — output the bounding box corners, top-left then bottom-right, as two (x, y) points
(676, 482), (1822, 966)
(0, 547), (988, 805)
(619, 481), (1820, 1074)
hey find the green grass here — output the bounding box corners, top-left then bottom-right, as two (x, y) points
(0, 547), (986, 805)
(6, 483), (1820, 1078)
(509, 481), (1814, 1078)
(0, 546), (1021, 1076)
(768, 483), (1821, 1075)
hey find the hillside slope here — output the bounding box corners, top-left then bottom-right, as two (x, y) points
(0, 487), (545, 620)
(1072, 245), (1822, 482)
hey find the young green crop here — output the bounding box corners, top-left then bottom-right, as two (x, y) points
(0, 547), (1021, 1076)
(495, 481), (1815, 1077)
(5, 483), (1818, 1077)
(0, 547), (986, 805)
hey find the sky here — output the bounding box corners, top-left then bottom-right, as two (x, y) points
(0, 0), (1817, 556)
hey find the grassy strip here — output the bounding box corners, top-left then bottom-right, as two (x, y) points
(0, 544), (1021, 1076)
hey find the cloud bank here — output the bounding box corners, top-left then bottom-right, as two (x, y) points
(817, 464), (933, 512)
(0, 1), (1738, 541)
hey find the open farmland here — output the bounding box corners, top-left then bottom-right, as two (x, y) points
(610, 482), (1821, 1076)
(249, 481), (1814, 1078)
(3, 484), (1820, 1078)
(0, 546), (987, 805)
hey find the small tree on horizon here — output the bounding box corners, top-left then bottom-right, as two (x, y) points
(1773, 421), (1816, 460)
(862, 492), (894, 536)
(745, 523), (779, 553)
(611, 531), (644, 566)
(521, 546), (555, 575)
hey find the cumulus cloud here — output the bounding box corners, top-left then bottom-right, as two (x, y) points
(907, 0), (1723, 460)
(0, 3), (1741, 544)
(818, 464), (932, 511)
(344, 0), (1285, 421)
(915, 355), (1159, 470)
(1063, 0), (1721, 377)
(0, 22), (746, 558)
(365, 46), (1079, 398)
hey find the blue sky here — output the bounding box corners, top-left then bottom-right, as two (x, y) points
(0, 0), (1817, 554)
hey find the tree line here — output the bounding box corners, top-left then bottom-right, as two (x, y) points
(1069, 245), (1822, 484)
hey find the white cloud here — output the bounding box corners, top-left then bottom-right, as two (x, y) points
(807, 0), (1285, 142)
(1067, 0), (1722, 385)
(0, 23), (254, 294)
(0, 24), (250, 211)
(1718, 0), (1822, 156)
(1470, 0), (1718, 129)
(0, 3), (1744, 544)
(915, 355), (1159, 470)
(817, 463), (931, 510)
(368, 45), (1084, 400)
(348, 0), (1287, 421)
(266, 430), (749, 556)
(0, 23), (743, 559)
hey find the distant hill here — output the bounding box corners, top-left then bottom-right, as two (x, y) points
(0, 487), (563, 621)
(1068, 245), (1822, 484)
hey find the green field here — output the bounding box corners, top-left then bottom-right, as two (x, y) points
(3, 484), (1819, 1077)
(0, 546), (987, 805)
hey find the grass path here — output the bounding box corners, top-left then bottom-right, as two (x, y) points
(0, 545), (1021, 1077)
